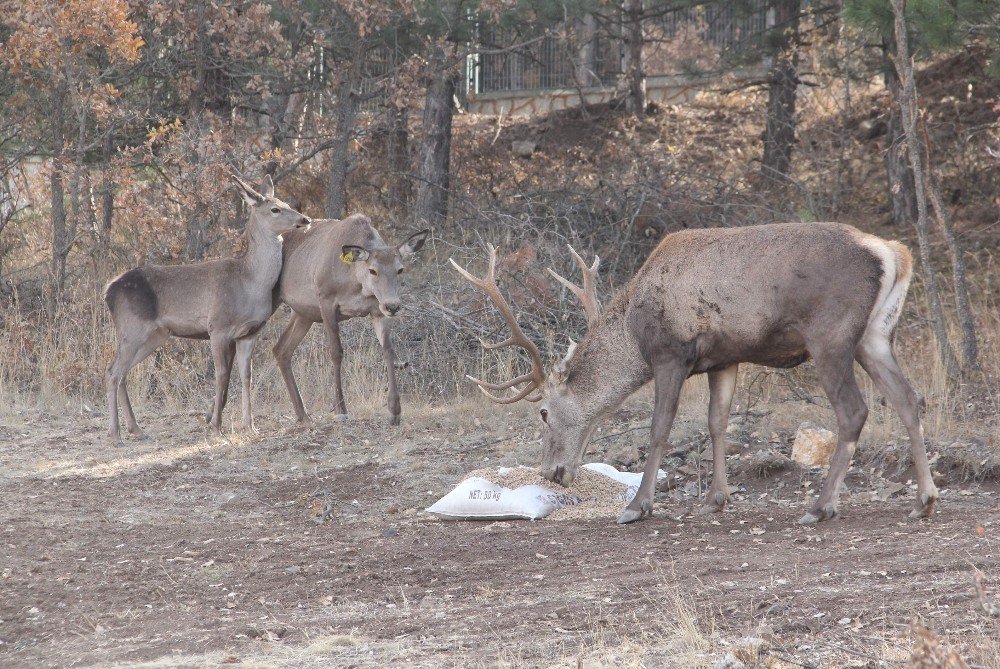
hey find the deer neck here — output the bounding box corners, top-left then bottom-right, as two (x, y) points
(564, 304), (652, 422)
(241, 213), (284, 291)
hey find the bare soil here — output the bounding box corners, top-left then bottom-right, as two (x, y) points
(1, 402), (997, 668)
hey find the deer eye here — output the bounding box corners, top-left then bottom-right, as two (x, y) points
(369, 268), (378, 276)
(540, 408), (548, 423)
(270, 207), (281, 214)
(397, 268), (404, 275)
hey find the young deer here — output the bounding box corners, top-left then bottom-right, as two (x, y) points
(272, 214), (429, 425)
(453, 222), (938, 525)
(104, 175), (309, 446)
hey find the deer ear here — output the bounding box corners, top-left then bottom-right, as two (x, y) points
(232, 174), (263, 206)
(399, 229), (430, 259)
(260, 174), (274, 199)
(340, 245), (370, 264)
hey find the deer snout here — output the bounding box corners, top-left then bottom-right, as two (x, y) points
(295, 216), (311, 229)
(382, 302), (402, 316)
(542, 464), (573, 487)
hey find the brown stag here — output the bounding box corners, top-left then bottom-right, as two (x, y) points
(452, 223), (937, 525)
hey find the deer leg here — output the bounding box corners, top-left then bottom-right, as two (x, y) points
(235, 336), (258, 433)
(273, 313), (313, 423)
(118, 381), (147, 439)
(106, 329), (167, 446)
(618, 361), (688, 525)
(372, 315), (402, 426)
(697, 364), (739, 515)
(857, 335), (938, 519)
(107, 345), (133, 447)
(800, 348), (868, 525)
(320, 306), (348, 421)
(207, 335), (236, 435)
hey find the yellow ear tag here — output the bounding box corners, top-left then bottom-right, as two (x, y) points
(339, 251), (355, 264)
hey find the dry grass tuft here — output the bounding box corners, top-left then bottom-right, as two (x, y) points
(745, 449), (792, 478)
(909, 622), (971, 669)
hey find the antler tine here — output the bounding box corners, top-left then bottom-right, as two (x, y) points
(465, 371), (537, 391)
(466, 375), (542, 404)
(451, 246), (546, 404)
(448, 243), (499, 290)
(480, 336), (519, 351)
(546, 244), (602, 329)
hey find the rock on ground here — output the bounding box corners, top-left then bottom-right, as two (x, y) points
(511, 139), (537, 157)
(791, 422), (836, 467)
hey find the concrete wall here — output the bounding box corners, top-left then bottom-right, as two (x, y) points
(466, 74), (705, 116)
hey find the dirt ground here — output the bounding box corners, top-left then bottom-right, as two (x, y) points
(1, 396), (997, 669)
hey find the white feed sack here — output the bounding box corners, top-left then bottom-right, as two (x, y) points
(426, 463), (667, 521)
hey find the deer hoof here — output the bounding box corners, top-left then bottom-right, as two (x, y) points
(389, 415), (401, 427)
(128, 428), (149, 441)
(696, 502), (724, 515)
(696, 491), (728, 515)
(909, 490), (938, 519)
(617, 499), (652, 525)
(238, 422), (259, 435)
(799, 503), (837, 525)
(331, 413), (349, 423)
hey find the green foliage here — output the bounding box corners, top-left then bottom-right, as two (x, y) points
(844, 0), (1000, 57)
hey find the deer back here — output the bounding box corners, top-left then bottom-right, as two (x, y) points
(106, 256), (262, 340)
(617, 222), (884, 373)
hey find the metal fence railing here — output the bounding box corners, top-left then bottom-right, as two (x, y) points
(473, 26), (622, 94)
(469, 1), (770, 96)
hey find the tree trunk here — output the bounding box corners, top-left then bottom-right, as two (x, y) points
(761, 0), (800, 183)
(100, 129), (115, 243)
(263, 92), (308, 176)
(66, 103), (87, 272)
(925, 142), (979, 373)
(386, 107), (411, 215)
(49, 84), (69, 310)
(184, 4), (211, 261)
(882, 37), (918, 227)
(326, 79), (359, 219)
(888, 0), (960, 380)
(414, 51), (457, 228)
(623, 0), (645, 116)
(183, 115), (210, 262)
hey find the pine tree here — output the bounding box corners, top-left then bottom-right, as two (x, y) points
(843, 0), (1000, 226)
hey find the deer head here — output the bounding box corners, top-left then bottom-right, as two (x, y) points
(341, 228), (430, 316)
(452, 244), (603, 486)
(233, 174), (311, 236)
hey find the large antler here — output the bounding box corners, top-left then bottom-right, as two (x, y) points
(547, 244), (601, 329)
(450, 245), (545, 404)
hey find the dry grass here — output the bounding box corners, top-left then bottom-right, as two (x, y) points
(96, 567), (719, 669)
(88, 567), (1000, 669)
